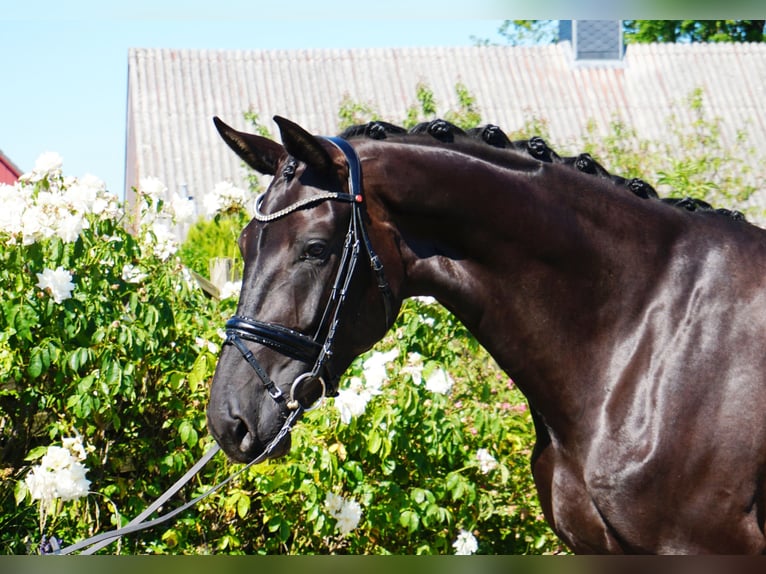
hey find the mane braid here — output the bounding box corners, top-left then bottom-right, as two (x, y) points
(338, 119), (746, 222)
(408, 119), (466, 143)
(339, 121), (406, 140)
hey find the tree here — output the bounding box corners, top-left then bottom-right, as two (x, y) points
(473, 20), (558, 46)
(624, 20), (765, 43)
(485, 20), (766, 46)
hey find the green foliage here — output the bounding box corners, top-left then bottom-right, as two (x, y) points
(339, 82), (483, 132)
(579, 88), (760, 216)
(624, 20), (766, 43)
(493, 20), (558, 46)
(443, 84), (481, 131)
(404, 83), (481, 130)
(338, 95), (381, 131)
(656, 88), (758, 207)
(177, 211), (250, 279)
(403, 83), (439, 129)
(0, 174), (229, 554)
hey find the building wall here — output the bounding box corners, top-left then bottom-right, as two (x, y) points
(0, 153), (21, 185)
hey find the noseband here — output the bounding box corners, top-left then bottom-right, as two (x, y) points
(224, 136), (395, 412)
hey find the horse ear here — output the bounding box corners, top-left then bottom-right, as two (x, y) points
(273, 116), (334, 175)
(213, 116), (284, 175)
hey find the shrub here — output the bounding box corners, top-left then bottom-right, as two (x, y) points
(0, 162), (227, 553)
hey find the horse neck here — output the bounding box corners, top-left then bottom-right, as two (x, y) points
(363, 139), (680, 431)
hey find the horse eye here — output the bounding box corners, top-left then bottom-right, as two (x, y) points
(302, 240), (328, 261)
(282, 160), (297, 180)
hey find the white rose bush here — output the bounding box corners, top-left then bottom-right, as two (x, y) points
(1, 152), (559, 555)
(1, 156), (226, 553)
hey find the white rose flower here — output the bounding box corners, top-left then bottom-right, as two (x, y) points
(65, 179), (99, 214)
(202, 191), (222, 216)
(21, 151), (64, 183)
(34, 152), (64, 175)
(452, 529), (478, 555)
(413, 295), (437, 305)
(25, 440), (91, 504)
(142, 221), (178, 261)
(121, 264), (148, 284)
(324, 493), (362, 536)
(170, 192), (196, 224)
(334, 499), (362, 535)
(139, 176), (168, 203)
(54, 212), (87, 243)
(195, 336), (220, 354)
(61, 436), (87, 461)
(218, 280), (242, 300)
(54, 461), (90, 501)
(25, 466), (56, 503)
(324, 492), (344, 515)
(334, 377), (369, 424)
(40, 446), (73, 471)
(204, 181), (249, 216)
(21, 204), (57, 245)
(362, 349), (399, 391)
(425, 367), (454, 395)
(476, 448), (499, 474)
(0, 183), (26, 237)
(36, 266), (75, 304)
(401, 352), (424, 385)
(78, 173), (106, 193)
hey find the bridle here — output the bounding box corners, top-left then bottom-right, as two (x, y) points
(52, 136), (396, 555)
(223, 136), (396, 413)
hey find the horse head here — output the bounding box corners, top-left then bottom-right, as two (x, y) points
(207, 116), (398, 463)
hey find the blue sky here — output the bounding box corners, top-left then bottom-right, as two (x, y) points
(0, 2), (517, 197)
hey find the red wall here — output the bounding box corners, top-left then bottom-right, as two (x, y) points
(0, 154), (21, 184)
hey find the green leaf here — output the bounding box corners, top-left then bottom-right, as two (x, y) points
(266, 516), (282, 533)
(68, 347), (90, 372)
(410, 488), (426, 505)
(399, 509), (420, 534)
(12, 304), (38, 342)
(142, 305), (159, 329)
(188, 353), (208, 393)
(104, 359), (122, 387)
(237, 493), (251, 519)
(14, 480), (29, 506)
(177, 420), (198, 447)
(367, 430), (382, 454)
(27, 349), (43, 378)
(23, 445), (48, 462)
(161, 529), (179, 548)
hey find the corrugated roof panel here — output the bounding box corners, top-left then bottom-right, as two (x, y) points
(126, 43), (766, 228)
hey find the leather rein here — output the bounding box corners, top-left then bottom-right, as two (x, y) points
(53, 136), (394, 554)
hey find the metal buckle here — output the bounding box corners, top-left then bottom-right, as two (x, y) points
(287, 372), (326, 411)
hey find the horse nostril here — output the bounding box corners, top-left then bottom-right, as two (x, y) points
(232, 417), (257, 455)
(233, 418), (248, 443)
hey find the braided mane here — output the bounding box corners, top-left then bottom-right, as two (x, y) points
(339, 119), (746, 222)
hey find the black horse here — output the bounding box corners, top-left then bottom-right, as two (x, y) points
(207, 115), (766, 554)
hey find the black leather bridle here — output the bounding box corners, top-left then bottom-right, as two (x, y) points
(223, 136), (396, 412)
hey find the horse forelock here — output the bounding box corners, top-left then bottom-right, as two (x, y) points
(339, 119), (747, 223)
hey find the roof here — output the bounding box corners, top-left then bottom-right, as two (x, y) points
(125, 42), (766, 226)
